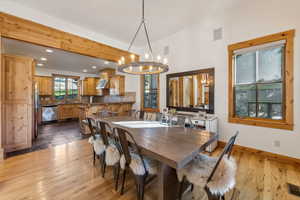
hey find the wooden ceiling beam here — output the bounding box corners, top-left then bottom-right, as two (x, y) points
(0, 12), (138, 62)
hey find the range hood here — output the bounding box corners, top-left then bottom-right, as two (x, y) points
(96, 79), (108, 89)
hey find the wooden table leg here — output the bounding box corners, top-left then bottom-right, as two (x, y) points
(158, 163), (179, 200)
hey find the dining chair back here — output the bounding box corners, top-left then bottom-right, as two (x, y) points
(87, 117), (98, 138)
(143, 112), (149, 120)
(205, 131), (238, 185)
(97, 120), (122, 183)
(170, 115), (186, 127)
(114, 127), (146, 171)
(155, 113), (163, 121)
(178, 131), (239, 200)
(135, 110), (145, 120)
(145, 112), (156, 121)
(113, 127), (156, 200)
(185, 116), (194, 128)
(87, 117), (106, 169)
(97, 121), (110, 146)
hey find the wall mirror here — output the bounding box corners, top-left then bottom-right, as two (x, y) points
(166, 68), (214, 113)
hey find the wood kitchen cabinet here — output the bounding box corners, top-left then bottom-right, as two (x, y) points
(109, 75), (125, 96)
(80, 77), (109, 96)
(80, 72), (125, 96)
(80, 77), (97, 96)
(86, 78), (96, 95)
(57, 104), (79, 120)
(35, 76), (53, 96)
(2, 54), (34, 152)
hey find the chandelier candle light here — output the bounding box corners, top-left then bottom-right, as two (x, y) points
(117, 0), (169, 75)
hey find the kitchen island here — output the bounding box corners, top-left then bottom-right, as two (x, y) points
(77, 101), (135, 134)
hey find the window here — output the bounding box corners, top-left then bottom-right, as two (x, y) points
(54, 75), (79, 100)
(141, 74), (159, 111)
(228, 30), (294, 130)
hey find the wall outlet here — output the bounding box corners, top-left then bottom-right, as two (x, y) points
(273, 140), (281, 147)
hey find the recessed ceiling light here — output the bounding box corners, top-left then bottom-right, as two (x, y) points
(40, 57), (47, 61)
(104, 61), (109, 65)
(46, 49), (53, 53)
(37, 63), (44, 66)
(83, 69), (88, 73)
(92, 66), (97, 69)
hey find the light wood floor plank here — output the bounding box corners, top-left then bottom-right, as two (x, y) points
(0, 139), (300, 200)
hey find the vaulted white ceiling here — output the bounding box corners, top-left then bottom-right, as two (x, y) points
(9, 0), (235, 46)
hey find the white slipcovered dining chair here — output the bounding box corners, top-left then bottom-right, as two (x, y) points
(177, 132), (238, 200)
(98, 120), (121, 172)
(88, 135), (106, 155)
(86, 118), (106, 166)
(96, 120), (122, 179)
(88, 119), (123, 191)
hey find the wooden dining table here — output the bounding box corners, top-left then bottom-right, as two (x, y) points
(90, 115), (217, 200)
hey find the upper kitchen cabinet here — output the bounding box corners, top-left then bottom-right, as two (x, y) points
(2, 54), (34, 152)
(80, 77), (98, 96)
(99, 68), (125, 96)
(80, 68), (125, 96)
(35, 76), (53, 96)
(110, 75), (125, 96)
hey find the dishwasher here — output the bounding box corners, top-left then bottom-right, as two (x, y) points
(42, 105), (58, 122)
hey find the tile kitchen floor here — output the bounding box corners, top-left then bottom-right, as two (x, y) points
(6, 120), (88, 158)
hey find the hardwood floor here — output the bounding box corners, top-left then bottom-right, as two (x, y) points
(6, 121), (86, 158)
(0, 139), (299, 200)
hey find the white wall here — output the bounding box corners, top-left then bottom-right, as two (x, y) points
(152, 0), (300, 159)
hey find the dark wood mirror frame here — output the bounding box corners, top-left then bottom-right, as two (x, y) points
(166, 68), (215, 114)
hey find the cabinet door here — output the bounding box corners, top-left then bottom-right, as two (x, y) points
(40, 77), (46, 95)
(80, 79), (89, 96)
(3, 55), (33, 152)
(44, 77), (53, 95)
(72, 105), (79, 118)
(35, 76), (53, 96)
(39, 77), (47, 95)
(87, 78), (96, 95)
(80, 78), (97, 96)
(58, 105), (71, 120)
(110, 75), (125, 96)
(58, 105), (78, 119)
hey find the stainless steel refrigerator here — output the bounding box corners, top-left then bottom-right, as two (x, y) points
(33, 82), (40, 138)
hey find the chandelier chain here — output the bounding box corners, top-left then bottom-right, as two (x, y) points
(127, 0), (153, 58)
(127, 21), (143, 52)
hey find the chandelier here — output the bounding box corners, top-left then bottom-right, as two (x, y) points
(117, 0), (169, 75)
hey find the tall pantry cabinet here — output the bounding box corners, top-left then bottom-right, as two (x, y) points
(1, 54), (34, 152)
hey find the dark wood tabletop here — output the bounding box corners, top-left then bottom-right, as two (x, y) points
(92, 116), (217, 169)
